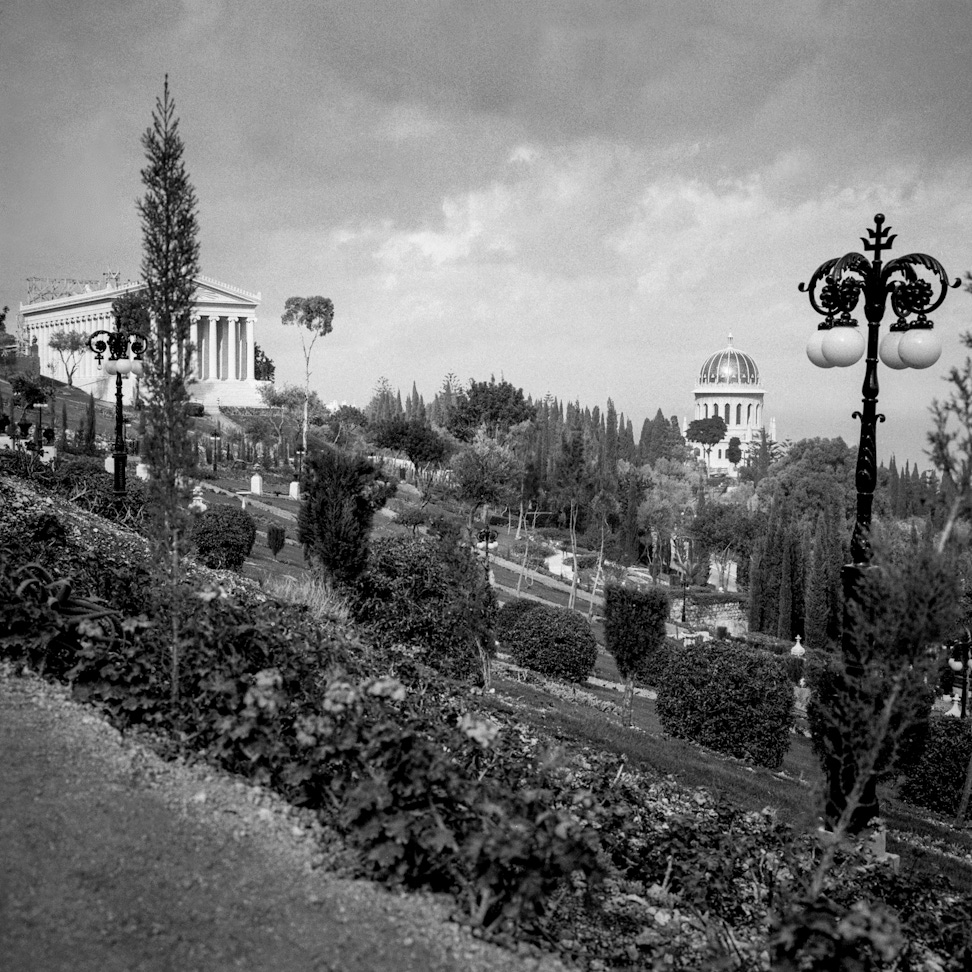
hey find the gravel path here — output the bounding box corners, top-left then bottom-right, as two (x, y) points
(0, 667), (569, 972)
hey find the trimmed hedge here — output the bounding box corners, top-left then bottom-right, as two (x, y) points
(190, 505), (257, 571)
(656, 640), (793, 768)
(900, 717), (972, 817)
(266, 523), (286, 558)
(508, 605), (598, 683)
(603, 583), (669, 682)
(640, 637), (679, 687)
(495, 598), (543, 650)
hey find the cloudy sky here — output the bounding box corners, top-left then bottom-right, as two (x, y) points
(3, 1), (972, 465)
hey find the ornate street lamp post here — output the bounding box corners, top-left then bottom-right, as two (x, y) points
(86, 328), (149, 496)
(801, 213), (960, 829)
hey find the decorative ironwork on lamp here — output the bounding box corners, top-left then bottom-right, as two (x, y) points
(86, 327), (149, 496)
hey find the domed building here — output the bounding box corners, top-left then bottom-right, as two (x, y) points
(684, 334), (776, 476)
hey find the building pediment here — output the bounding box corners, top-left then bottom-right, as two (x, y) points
(191, 276), (261, 308)
(20, 274), (260, 315)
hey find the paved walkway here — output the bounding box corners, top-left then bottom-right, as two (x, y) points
(0, 671), (565, 972)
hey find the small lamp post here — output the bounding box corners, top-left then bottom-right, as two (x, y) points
(86, 327), (149, 495)
(801, 213), (959, 830)
(294, 442), (305, 479)
(211, 427), (222, 476)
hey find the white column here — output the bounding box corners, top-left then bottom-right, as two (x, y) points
(190, 317), (200, 379)
(208, 316), (219, 380)
(246, 316), (256, 380)
(227, 316), (238, 382)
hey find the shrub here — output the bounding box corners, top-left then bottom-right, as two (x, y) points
(742, 631), (796, 654)
(263, 573), (351, 626)
(508, 605), (598, 683)
(47, 454), (147, 526)
(355, 533), (495, 682)
(495, 598), (543, 649)
(604, 583), (670, 722)
(395, 505), (426, 534)
(656, 640), (793, 768)
(899, 717), (972, 816)
(190, 505), (256, 570)
(298, 446), (395, 587)
(640, 636), (678, 686)
(266, 523), (286, 558)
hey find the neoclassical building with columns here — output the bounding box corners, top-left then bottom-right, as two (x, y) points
(19, 275), (268, 411)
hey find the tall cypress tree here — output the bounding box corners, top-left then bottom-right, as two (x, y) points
(776, 530), (793, 640)
(137, 77), (201, 701)
(805, 512), (832, 650)
(604, 398), (619, 491)
(139, 76), (200, 518)
(83, 392), (96, 453)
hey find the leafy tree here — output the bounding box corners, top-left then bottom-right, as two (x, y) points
(690, 501), (758, 591)
(449, 428), (520, 535)
(554, 424), (596, 609)
(447, 376), (536, 442)
(604, 584), (670, 724)
(757, 437), (855, 528)
(320, 404), (368, 450)
(726, 436), (742, 468)
(257, 381), (307, 459)
(372, 416), (448, 470)
(253, 343), (275, 381)
(48, 330), (88, 387)
(685, 415), (727, 471)
(281, 295), (334, 452)
(9, 372), (48, 420)
(298, 446), (394, 587)
(137, 77), (202, 702)
(637, 458), (699, 579)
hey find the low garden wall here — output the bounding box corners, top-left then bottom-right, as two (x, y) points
(670, 591), (749, 637)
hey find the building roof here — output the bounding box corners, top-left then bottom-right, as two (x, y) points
(698, 334), (760, 386)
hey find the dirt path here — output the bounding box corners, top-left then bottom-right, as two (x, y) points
(0, 668), (567, 972)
